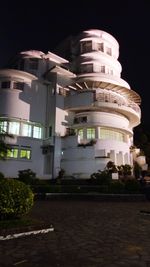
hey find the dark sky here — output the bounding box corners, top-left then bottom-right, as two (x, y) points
(0, 0), (150, 127)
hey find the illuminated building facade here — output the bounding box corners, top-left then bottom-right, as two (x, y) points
(0, 29), (141, 178)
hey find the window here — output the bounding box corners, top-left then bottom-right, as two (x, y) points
(9, 121), (20, 135)
(87, 128), (95, 139)
(100, 128), (124, 142)
(74, 116), (87, 124)
(49, 126), (52, 137)
(101, 66), (105, 73)
(78, 129), (84, 139)
(80, 41), (92, 53)
(0, 121), (8, 132)
(20, 149), (31, 159)
(13, 82), (24, 91)
(97, 43), (104, 52)
(106, 47), (112, 56)
(80, 64), (93, 73)
(1, 81), (11, 89)
(29, 58), (38, 70)
(22, 123), (32, 137)
(7, 148), (18, 158)
(33, 126), (42, 139)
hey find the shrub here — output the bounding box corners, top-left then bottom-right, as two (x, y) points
(91, 170), (112, 185)
(18, 169), (36, 184)
(0, 179), (34, 220)
(0, 172), (5, 180)
(124, 179), (141, 193)
(109, 181), (125, 194)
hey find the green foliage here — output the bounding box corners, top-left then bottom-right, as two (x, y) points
(134, 125), (150, 167)
(0, 172), (5, 180)
(91, 170), (112, 185)
(106, 161), (118, 173)
(58, 169), (65, 179)
(0, 179), (34, 220)
(124, 179), (141, 193)
(18, 169), (36, 184)
(134, 161), (142, 179)
(109, 181), (125, 194)
(0, 131), (13, 160)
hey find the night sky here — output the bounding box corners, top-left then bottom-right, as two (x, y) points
(0, 0), (150, 127)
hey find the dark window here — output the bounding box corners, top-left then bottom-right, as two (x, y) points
(1, 81), (11, 89)
(74, 116), (87, 124)
(13, 82), (24, 91)
(80, 41), (92, 53)
(29, 58), (38, 70)
(97, 43), (104, 52)
(49, 126), (52, 137)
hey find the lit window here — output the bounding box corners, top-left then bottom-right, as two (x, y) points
(100, 128), (124, 142)
(20, 149), (31, 159)
(7, 148), (18, 158)
(87, 128), (95, 139)
(22, 123), (32, 137)
(33, 126), (42, 139)
(13, 82), (24, 91)
(0, 121), (8, 132)
(1, 81), (11, 89)
(78, 129), (84, 139)
(9, 121), (20, 135)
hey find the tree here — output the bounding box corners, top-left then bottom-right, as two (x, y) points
(0, 131), (13, 160)
(105, 161), (118, 173)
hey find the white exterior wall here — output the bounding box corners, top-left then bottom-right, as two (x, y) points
(0, 137), (44, 178)
(0, 29), (141, 179)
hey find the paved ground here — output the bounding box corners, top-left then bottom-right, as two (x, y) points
(1, 200), (150, 267)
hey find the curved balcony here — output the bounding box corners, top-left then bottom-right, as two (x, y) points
(65, 90), (141, 126)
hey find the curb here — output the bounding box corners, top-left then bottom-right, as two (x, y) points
(36, 193), (147, 201)
(0, 226), (54, 241)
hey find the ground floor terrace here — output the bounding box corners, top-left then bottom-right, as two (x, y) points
(0, 200), (150, 267)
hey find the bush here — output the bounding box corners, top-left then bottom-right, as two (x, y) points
(109, 181), (125, 194)
(91, 170), (112, 185)
(0, 172), (5, 180)
(0, 179), (34, 220)
(124, 179), (141, 193)
(18, 169), (36, 184)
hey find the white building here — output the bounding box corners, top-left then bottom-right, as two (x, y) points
(0, 29), (141, 179)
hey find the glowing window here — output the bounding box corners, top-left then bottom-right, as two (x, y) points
(87, 128), (95, 139)
(100, 128), (124, 142)
(20, 149), (31, 159)
(78, 129), (84, 139)
(0, 121), (8, 132)
(7, 148), (18, 158)
(22, 123), (32, 137)
(33, 126), (42, 139)
(9, 122), (20, 135)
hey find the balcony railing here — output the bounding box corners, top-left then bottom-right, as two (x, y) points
(94, 92), (141, 116)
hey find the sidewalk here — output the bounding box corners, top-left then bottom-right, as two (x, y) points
(0, 200), (150, 266)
